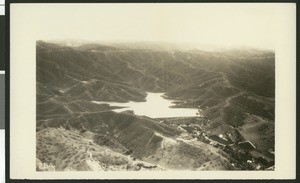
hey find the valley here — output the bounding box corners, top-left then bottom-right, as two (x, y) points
(36, 41), (275, 171)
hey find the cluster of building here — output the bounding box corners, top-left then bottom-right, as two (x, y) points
(178, 123), (274, 170)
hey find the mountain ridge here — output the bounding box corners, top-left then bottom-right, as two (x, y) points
(36, 41), (275, 171)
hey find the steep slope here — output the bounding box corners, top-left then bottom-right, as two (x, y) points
(37, 127), (163, 171)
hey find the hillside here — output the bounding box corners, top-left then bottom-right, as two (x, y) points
(36, 41), (275, 171)
(37, 127), (164, 171)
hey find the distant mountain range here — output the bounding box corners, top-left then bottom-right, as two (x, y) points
(36, 41), (275, 171)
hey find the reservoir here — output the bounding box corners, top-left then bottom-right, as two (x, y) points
(92, 93), (199, 118)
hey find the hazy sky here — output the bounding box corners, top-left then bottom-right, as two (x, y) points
(13, 3), (289, 49)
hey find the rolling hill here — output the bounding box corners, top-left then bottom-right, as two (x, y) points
(36, 41), (275, 171)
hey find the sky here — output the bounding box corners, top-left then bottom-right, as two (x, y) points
(12, 3), (290, 50)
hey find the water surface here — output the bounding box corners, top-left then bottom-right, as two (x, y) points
(93, 93), (198, 118)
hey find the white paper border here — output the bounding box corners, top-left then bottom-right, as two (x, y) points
(10, 3), (296, 179)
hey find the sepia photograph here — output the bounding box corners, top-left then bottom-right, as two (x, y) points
(8, 2), (296, 180)
(35, 4), (275, 172)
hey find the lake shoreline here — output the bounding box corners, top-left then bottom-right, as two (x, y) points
(92, 92), (199, 118)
